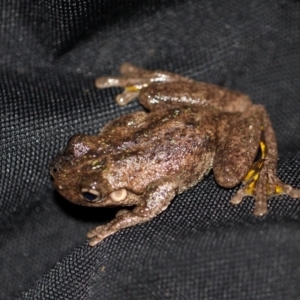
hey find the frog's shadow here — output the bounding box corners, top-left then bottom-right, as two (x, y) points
(53, 190), (123, 224)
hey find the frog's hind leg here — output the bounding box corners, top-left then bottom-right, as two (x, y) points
(95, 63), (192, 106)
(222, 105), (300, 216)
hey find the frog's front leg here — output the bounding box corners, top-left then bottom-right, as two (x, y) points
(87, 179), (178, 246)
(95, 63), (192, 105)
(214, 105), (300, 215)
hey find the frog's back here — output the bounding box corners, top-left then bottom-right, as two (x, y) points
(102, 107), (218, 193)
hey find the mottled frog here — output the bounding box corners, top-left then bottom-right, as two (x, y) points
(50, 63), (300, 246)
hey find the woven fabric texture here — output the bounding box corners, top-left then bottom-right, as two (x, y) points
(1, 0), (300, 299)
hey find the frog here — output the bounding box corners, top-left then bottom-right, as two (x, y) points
(50, 63), (300, 246)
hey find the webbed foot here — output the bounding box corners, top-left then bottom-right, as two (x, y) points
(230, 138), (300, 215)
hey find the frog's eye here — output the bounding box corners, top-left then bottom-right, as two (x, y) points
(81, 189), (101, 202)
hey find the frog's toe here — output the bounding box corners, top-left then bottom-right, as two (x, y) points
(87, 228), (114, 246)
(86, 225), (106, 239)
(230, 187), (248, 205)
(87, 230), (107, 247)
(120, 63), (139, 74)
(95, 76), (120, 88)
(275, 180), (300, 199)
(88, 235), (103, 247)
(290, 187), (300, 198)
(116, 91), (139, 106)
(253, 196), (268, 216)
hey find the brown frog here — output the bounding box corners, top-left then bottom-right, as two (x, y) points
(50, 63), (300, 246)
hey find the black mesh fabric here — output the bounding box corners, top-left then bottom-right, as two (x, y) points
(1, 1), (300, 299)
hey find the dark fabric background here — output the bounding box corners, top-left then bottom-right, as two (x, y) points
(1, 0), (300, 299)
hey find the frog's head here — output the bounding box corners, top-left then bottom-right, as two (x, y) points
(50, 134), (129, 207)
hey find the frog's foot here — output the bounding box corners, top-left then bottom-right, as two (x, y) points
(86, 209), (132, 246)
(87, 224), (106, 241)
(86, 211), (151, 247)
(95, 63), (192, 105)
(230, 160), (300, 216)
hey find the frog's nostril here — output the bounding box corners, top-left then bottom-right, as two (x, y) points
(49, 160), (60, 176)
(50, 155), (73, 176)
(50, 166), (58, 175)
(81, 188), (101, 202)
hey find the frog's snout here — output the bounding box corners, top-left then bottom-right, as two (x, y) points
(50, 154), (73, 177)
